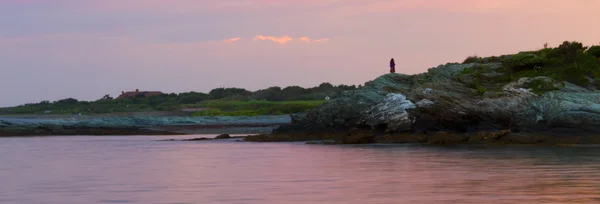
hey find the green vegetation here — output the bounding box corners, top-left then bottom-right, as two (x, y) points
(463, 55), (482, 64)
(462, 41), (600, 89)
(475, 84), (488, 96)
(189, 100), (325, 116)
(459, 65), (490, 96)
(0, 83), (356, 116)
(587, 45), (600, 58)
(526, 78), (559, 95)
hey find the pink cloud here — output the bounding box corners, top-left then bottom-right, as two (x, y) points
(299, 37), (330, 43)
(253, 35), (293, 44)
(222, 37), (241, 43)
(299, 37), (311, 43)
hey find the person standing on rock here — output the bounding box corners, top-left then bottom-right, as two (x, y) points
(390, 58), (396, 73)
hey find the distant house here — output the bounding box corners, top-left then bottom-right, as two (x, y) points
(118, 89), (163, 99)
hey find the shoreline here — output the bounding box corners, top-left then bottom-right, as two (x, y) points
(0, 115), (291, 137)
(243, 128), (600, 146)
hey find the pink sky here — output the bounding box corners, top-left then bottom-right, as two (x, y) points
(1, 0), (600, 106)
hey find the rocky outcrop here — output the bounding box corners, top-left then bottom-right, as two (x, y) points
(251, 62), (600, 144)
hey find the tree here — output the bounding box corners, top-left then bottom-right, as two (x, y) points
(208, 88), (251, 99)
(55, 98), (78, 105)
(586, 45), (600, 58)
(100, 94), (113, 100)
(550, 41), (586, 62)
(250, 86), (283, 101)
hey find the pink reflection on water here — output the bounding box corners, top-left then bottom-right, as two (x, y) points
(1, 137), (600, 203)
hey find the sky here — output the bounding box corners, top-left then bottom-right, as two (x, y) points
(1, 0), (600, 107)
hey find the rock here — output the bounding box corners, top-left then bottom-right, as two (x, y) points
(560, 82), (592, 93)
(215, 134), (231, 139)
(422, 88), (433, 94)
(183, 137), (211, 141)
(342, 130), (375, 144)
(467, 129), (512, 143)
(415, 99), (434, 108)
(362, 93), (416, 131)
(516, 92), (600, 132)
(426, 131), (469, 144)
(502, 79), (539, 97)
(305, 141), (341, 145)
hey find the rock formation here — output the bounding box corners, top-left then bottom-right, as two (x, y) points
(249, 62), (600, 145)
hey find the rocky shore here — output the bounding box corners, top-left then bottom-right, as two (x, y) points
(245, 62), (600, 145)
(0, 115), (290, 136)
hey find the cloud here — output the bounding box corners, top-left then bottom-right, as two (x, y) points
(299, 36), (330, 43)
(222, 37), (241, 43)
(253, 35), (293, 44)
(299, 37), (311, 43)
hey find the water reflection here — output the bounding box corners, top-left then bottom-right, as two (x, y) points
(1, 136), (600, 203)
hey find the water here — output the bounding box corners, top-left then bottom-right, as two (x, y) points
(1, 136), (600, 204)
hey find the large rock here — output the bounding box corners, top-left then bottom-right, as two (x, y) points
(362, 93), (415, 131)
(516, 92), (600, 133)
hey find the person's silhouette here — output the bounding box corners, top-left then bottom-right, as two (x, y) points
(390, 58), (396, 73)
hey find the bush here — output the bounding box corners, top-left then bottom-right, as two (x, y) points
(527, 78), (558, 95)
(549, 41), (586, 62)
(475, 85), (488, 96)
(586, 45), (600, 58)
(502, 53), (545, 71)
(463, 55), (482, 63)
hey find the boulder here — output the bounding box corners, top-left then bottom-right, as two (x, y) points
(362, 93), (415, 131)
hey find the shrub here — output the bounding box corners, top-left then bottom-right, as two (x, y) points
(549, 41), (586, 62)
(586, 45), (600, 58)
(475, 84), (488, 96)
(527, 78), (558, 95)
(463, 55), (482, 64)
(502, 53), (545, 71)
(460, 67), (474, 75)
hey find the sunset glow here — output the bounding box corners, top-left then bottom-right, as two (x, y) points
(1, 0), (600, 106)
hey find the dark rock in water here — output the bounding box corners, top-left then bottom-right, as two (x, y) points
(342, 130), (376, 144)
(215, 134), (232, 139)
(264, 62), (600, 145)
(157, 139), (178, 141)
(306, 141), (341, 145)
(158, 135), (234, 142)
(183, 137), (210, 141)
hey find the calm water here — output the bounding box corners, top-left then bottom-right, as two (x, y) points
(1, 136), (600, 204)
